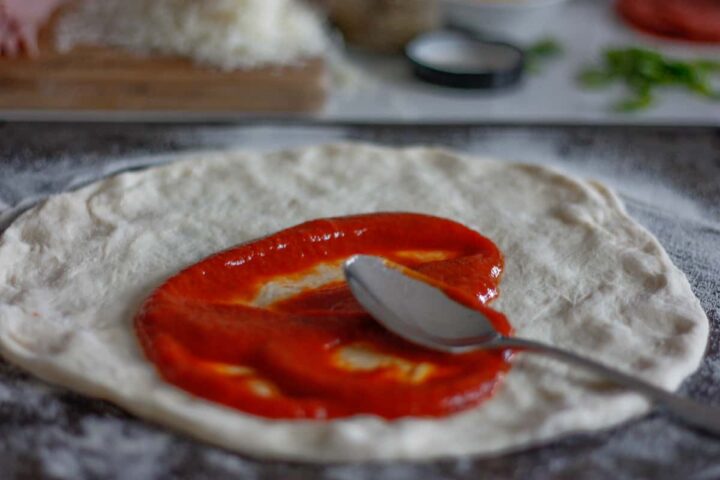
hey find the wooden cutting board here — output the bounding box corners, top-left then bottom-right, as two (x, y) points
(0, 9), (328, 113)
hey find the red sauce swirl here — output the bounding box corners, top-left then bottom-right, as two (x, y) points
(135, 213), (513, 420)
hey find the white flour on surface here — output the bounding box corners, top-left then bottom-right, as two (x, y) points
(0, 143), (708, 461)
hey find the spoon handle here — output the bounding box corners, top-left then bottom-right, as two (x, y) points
(494, 336), (720, 436)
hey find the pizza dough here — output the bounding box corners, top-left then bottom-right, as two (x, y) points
(0, 144), (708, 461)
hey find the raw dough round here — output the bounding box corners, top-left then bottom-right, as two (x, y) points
(0, 144), (708, 461)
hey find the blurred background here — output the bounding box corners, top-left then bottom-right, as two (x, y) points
(1, 0), (718, 124)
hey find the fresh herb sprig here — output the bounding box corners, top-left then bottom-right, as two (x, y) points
(525, 38), (563, 74)
(578, 47), (720, 112)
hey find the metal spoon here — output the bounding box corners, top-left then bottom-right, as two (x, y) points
(343, 255), (720, 436)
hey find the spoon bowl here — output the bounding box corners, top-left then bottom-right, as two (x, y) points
(343, 255), (501, 352)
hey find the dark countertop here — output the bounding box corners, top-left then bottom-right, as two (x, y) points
(1, 122), (719, 480)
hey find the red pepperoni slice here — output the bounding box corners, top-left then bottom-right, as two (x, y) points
(617, 0), (720, 43)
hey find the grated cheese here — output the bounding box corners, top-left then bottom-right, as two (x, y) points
(55, 0), (328, 69)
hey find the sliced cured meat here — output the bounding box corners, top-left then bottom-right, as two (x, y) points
(617, 0), (720, 43)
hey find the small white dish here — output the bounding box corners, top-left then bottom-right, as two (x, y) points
(406, 30), (525, 88)
(441, 0), (572, 43)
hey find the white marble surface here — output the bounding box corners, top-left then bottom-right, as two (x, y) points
(323, 0), (720, 125)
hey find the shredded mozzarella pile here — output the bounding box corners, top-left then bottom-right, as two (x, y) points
(56, 0), (328, 69)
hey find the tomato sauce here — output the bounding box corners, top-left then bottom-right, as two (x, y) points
(134, 213), (513, 420)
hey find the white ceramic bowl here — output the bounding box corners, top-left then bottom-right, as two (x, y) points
(441, 0), (572, 43)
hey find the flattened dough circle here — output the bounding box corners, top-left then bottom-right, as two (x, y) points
(0, 144), (708, 461)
